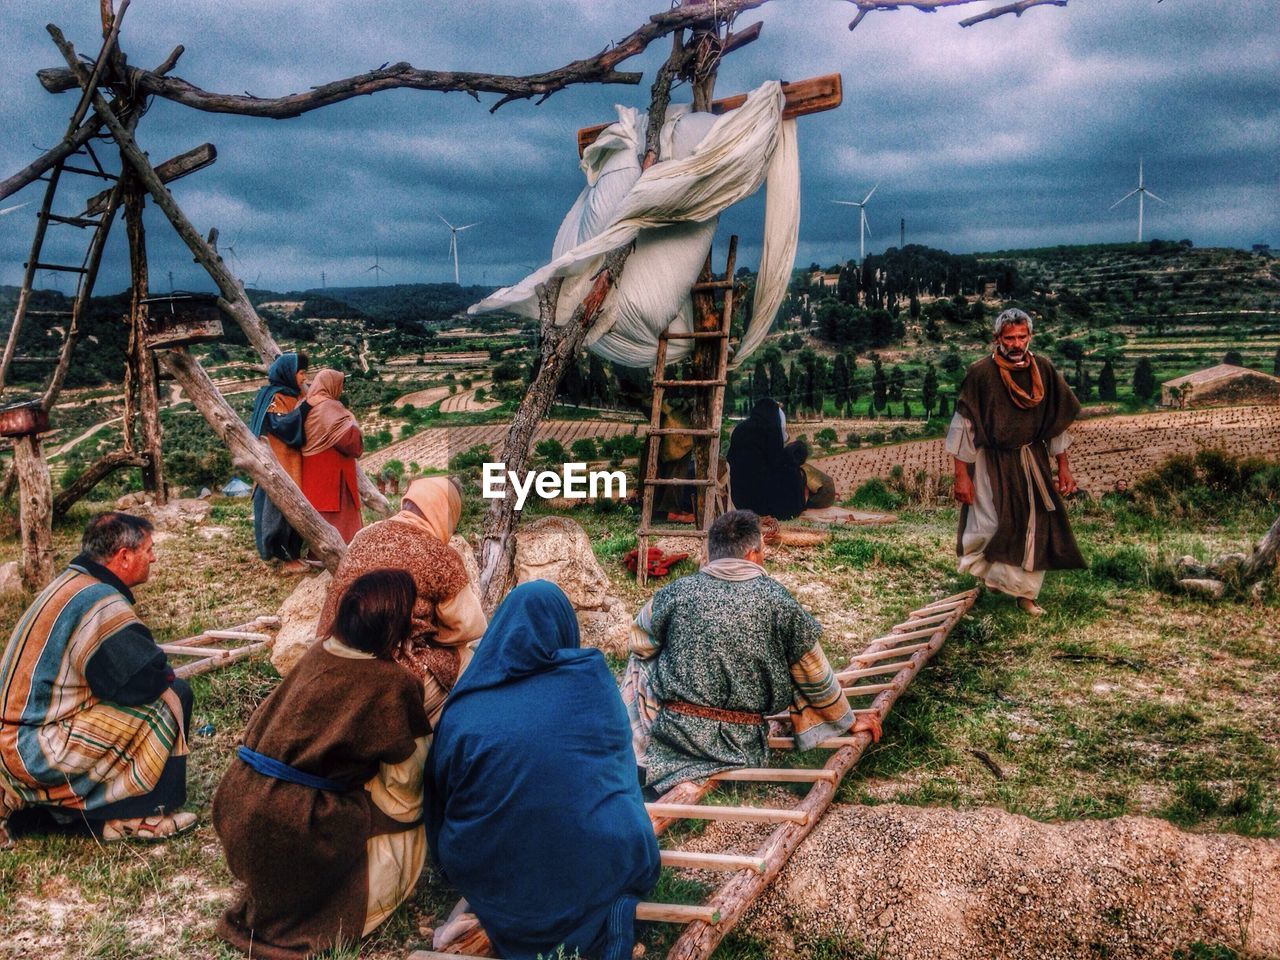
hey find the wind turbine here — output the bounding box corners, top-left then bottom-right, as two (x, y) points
(366, 247), (388, 286)
(1110, 159), (1166, 242)
(832, 184), (878, 266)
(437, 213), (479, 285)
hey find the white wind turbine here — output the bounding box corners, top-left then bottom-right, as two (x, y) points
(832, 183), (878, 266)
(437, 213), (479, 285)
(1110, 159), (1166, 242)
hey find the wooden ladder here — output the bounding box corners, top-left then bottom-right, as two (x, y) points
(0, 11), (129, 402)
(636, 236), (738, 586)
(408, 589), (979, 960)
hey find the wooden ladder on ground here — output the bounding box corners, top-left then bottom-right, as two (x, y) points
(0, 16), (127, 402)
(409, 588), (978, 960)
(635, 237), (738, 586)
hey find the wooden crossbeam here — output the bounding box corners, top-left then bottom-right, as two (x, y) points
(835, 662), (908, 683)
(894, 610), (955, 630)
(662, 850), (767, 874)
(767, 735), (863, 750)
(85, 143), (216, 215)
(872, 625), (946, 645)
(847, 640), (933, 664)
(577, 73), (842, 156)
(841, 682), (897, 697)
(645, 803), (808, 825)
(637, 902), (722, 924)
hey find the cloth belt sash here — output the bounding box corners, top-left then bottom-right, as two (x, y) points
(1019, 443), (1056, 571)
(236, 745), (352, 793)
(665, 700), (763, 726)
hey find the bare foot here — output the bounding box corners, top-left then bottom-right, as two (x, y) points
(1017, 597), (1046, 616)
(278, 559), (309, 575)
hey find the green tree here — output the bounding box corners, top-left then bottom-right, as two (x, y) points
(1223, 349), (1244, 366)
(1132, 358), (1157, 401)
(887, 365), (905, 403)
(534, 438), (566, 464)
(570, 437), (598, 461)
(1273, 347), (1280, 376)
(815, 427), (837, 451)
(871, 359), (887, 412)
(921, 363), (939, 417)
(1098, 359), (1117, 401)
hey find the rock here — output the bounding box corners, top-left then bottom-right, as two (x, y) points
(1210, 552), (1248, 576)
(114, 491), (153, 510)
(1250, 580), (1270, 603)
(0, 561), (23, 596)
(513, 516), (633, 657)
(1174, 555), (1208, 578)
(448, 534), (480, 594)
(134, 497), (213, 531)
(1177, 578), (1226, 600)
(270, 571), (332, 675)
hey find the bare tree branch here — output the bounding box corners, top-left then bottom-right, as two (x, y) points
(845, 0), (1067, 31)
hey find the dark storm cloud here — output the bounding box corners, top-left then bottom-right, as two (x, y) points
(1, 0), (1276, 294)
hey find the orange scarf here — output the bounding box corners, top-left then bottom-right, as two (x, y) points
(992, 350), (1044, 409)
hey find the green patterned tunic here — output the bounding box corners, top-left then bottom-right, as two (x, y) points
(635, 571), (849, 794)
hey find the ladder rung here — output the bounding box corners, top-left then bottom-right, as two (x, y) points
(769, 735), (864, 750)
(691, 278), (735, 291)
(60, 164), (117, 180)
(25, 310), (75, 317)
(45, 212), (101, 229)
(842, 682), (897, 696)
(636, 527), (709, 538)
(654, 379), (726, 388)
(836, 663), (908, 682)
(711, 767), (838, 784)
(644, 478), (716, 486)
(636, 901), (721, 924)
(645, 802), (808, 825)
(661, 850), (766, 874)
(28, 262), (89, 274)
(646, 427), (719, 437)
(661, 330), (730, 340)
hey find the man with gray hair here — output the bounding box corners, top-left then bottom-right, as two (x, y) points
(621, 509), (879, 794)
(946, 308), (1085, 615)
(0, 512), (195, 846)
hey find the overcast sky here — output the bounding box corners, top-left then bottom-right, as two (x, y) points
(1, 0), (1276, 295)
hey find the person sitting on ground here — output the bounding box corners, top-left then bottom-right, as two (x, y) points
(248, 351), (310, 574)
(726, 397), (835, 520)
(0, 512), (195, 846)
(426, 581), (660, 960)
(621, 509), (879, 795)
(317, 476), (485, 725)
(214, 569), (431, 960)
(301, 368), (364, 544)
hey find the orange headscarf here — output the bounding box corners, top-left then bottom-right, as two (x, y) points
(302, 369), (359, 455)
(393, 476), (462, 544)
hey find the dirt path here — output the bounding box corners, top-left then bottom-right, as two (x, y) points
(691, 804), (1278, 959)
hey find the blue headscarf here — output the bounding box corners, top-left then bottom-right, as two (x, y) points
(248, 353), (301, 437)
(427, 581), (659, 960)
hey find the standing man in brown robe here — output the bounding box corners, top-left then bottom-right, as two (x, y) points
(946, 309), (1085, 615)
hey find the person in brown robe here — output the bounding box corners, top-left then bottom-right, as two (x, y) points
(946, 309), (1085, 615)
(317, 476), (486, 725)
(301, 369), (364, 544)
(213, 570), (430, 959)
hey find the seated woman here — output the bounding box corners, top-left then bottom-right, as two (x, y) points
(426, 581), (659, 960)
(317, 476), (485, 725)
(727, 398), (836, 520)
(301, 369), (364, 544)
(213, 570), (430, 959)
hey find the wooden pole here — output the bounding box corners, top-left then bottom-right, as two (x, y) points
(122, 166), (167, 502)
(13, 434), (53, 591)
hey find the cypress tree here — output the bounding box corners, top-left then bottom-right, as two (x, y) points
(1133, 358), (1156, 401)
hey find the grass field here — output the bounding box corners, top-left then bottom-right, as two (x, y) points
(0, 467), (1275, 958)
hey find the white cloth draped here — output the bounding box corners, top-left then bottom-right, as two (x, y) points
(470, 80), (800, 370)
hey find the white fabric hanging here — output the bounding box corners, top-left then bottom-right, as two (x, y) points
(470, 80), (800, 369)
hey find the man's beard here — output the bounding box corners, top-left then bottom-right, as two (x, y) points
(997, 343), (1029, 365)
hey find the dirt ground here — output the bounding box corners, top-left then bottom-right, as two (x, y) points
(689, 804), (1278, 959)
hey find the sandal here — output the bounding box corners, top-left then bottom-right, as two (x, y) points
(101, 811), (198, 843)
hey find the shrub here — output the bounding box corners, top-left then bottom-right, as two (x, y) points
(534, 438), (567, 464)
(815, 427), (838, 451)
(848, 477), (906, 511)
(448, 443), (491, 473)
(570, 437), (598, 461)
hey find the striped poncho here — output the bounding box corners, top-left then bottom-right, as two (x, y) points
(0, 561), (187, 811)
